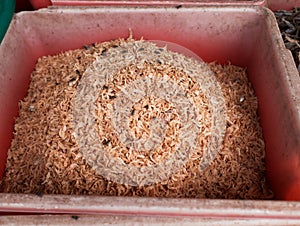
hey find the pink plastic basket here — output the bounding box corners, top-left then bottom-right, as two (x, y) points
(1, 5), (300, 222)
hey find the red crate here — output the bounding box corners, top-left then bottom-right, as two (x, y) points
(0, 5), (300, 218)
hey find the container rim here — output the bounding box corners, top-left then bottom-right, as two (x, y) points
(1, 193), (300, 218)
(30, 0), (267, 9)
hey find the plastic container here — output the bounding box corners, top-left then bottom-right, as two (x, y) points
(29, 0), (51, 9)
(0, 5), (300, 215)
(1, 194), (300, 220)
(51, 0), (267, 6)
(28, 0), (300, 11)
(268, 0), (300, 11)
(29, 0), (267, 8)
(2, 213), (300, 225)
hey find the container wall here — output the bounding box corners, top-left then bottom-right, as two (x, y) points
(0, 17), (38, 177)
(4, 7), (263, 64)
(27, 0), (300, 11)
(267, 0), (300, 11)
(29, 0), (52, 9)
(1, 6), (300, 201)
(2, 214), (300, 225)
(1, 194), (300, 218)
(246, 8), (300, 200)
(29, 0), (266, 8)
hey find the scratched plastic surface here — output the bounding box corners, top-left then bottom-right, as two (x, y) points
(28, 0), (300, 11)
(29, 0), (267, 9)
